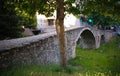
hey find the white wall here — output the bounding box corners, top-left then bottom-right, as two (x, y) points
(36, 14), (48, 29)
(64, 14), (80, 27)
(36, 12), (81, 29)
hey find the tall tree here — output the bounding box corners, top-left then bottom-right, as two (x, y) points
(56, 0), (66, 67)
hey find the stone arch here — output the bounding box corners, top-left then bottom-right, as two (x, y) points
(79, 30), (96, 48)
(71, 28), (96, 58)
(100, 35), (105, 45)
(76, 28), (96, 49)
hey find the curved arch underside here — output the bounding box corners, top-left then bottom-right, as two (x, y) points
(77, 30), (96, 49)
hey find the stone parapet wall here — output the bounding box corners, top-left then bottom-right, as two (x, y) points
(104, 30), (115, 42)
(0, 26), (96, 70)
(0, 32), (60, 70)
(0, 27), (83, 70)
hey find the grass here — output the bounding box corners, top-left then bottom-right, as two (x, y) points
(1, 37), (120, 76)
(69, 36), (120, 73)
(0, 65), (79, 76)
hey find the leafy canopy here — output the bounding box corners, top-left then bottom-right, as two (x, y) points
(73, 0), (120, 19)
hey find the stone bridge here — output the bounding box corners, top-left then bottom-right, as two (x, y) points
(0, 26), (114, 69)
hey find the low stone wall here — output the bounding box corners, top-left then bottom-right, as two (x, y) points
(0, 26), (84, 70)
(0, 32), (60, 70)
(104, 30), (115, 42)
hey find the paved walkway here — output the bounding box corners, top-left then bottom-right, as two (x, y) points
(43, 26), (84, 32)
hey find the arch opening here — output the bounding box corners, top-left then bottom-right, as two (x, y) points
(77, 30), (96, 49)
(69, 28), (96, 58)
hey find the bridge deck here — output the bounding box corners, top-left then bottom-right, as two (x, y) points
(0, 26), (84, 52)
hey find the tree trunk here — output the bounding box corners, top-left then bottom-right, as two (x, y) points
(56, 0), (66, 67)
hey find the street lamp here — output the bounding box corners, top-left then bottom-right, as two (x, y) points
(88, 19), (93, 23)
(87, 18), (94, 26)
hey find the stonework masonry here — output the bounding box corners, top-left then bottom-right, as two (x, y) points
(0, 26), (115, 70)
(0, 32), (60, 70)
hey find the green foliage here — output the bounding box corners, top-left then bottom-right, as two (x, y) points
(0, 0), (57, 40)
(84, 12), (120, 26)
(82, 0), (120, 20)
(65, 0), (80, 16)
(68, 0), (120, 22)
(0, 0), (24, 40)
(16, 11), (37, 28)
(65, 0), (120, 26)
(15, 0), (56, 17)
(0, 64), (78, 76)
(86, 12), (111, 26)
(1, 64), (120, 76)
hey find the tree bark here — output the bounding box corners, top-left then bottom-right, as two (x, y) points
(56, 0), (66, 67)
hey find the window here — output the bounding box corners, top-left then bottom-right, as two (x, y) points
(48, 19), (54, 26)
